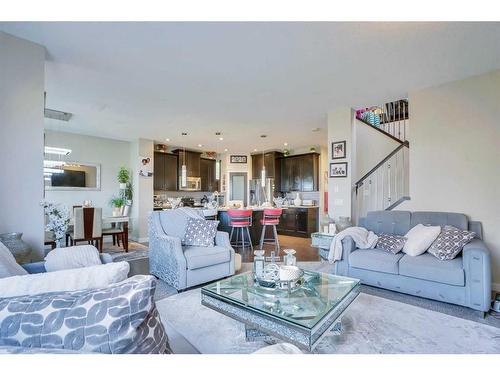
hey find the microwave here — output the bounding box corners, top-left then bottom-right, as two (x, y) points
(179, 176), (201, 191)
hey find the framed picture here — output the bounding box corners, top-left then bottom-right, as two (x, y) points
(330, 162), (348, 178)
(139, 156), (153, 177)
(230, 155), (247, 164)
(332, 141), (346, 159)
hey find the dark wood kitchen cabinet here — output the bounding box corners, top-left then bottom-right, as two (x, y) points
(251, 152), (283, 179)
(280, 153), (319, 192)
(251, 151), (282, 193)
(200, 158), (219, 192)
(154, 152), (178, 191)
(277, 207), (318, 237)
(174, 150), (201, 177)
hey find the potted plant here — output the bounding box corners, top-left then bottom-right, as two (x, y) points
(117, 167), (130, 190)
(109, 196), (125, 217)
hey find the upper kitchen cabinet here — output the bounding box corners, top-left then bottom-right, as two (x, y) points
(251, 151), (283, 179)
(173, 150), (201, 177)
(280, 153), (319, 192)
(200, 158), (219, 192)
(154, 152), (178, 191)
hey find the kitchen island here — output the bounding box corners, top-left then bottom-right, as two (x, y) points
(154, 206), (319, 242)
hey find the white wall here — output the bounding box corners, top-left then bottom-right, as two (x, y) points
(354, 119), (401, 180)
(221, 153), (252, 205)
(0, 32), (45, 259)
(327, 107), (355, 221)
(130, 139), (154, 242)
(44, 130), (132, 217)
(399, 69), (500, 287)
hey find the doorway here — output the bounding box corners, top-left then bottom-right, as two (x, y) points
(229, 172), (248, 206)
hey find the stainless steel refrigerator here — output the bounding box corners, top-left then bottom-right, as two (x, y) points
(249, 178), (275, 206)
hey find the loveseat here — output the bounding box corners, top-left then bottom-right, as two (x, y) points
(335, 211), (491, 313)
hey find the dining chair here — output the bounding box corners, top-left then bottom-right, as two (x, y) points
(68, 207), (103, 251)
(65, 205), (82, 247)
(102, 205), (129, 250)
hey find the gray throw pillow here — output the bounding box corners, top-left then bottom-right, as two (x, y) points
(0, 275), (170, 354)
(428, 225), (475, 260)
(376, 233), (407, 254)
(183, 218), (219, 247)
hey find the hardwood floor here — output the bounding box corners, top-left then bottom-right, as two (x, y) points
(237, 235), (320, 263)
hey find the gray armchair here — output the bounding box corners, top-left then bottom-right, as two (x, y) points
(149, 209), (235, 290)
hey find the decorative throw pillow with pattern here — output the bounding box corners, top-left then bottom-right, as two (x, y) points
(375, 233), (407, 254)
(0, 275), (170, 354)
(427, 225), (475, 260)
(183, 218), (219, 247)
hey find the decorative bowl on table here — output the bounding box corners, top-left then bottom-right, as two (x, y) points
(255, 264), (304, 291)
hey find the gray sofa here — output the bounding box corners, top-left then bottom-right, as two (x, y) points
(335, 211), (491, 313)
(148, 209), (235, 291)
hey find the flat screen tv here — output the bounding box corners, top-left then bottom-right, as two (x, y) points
(51, 170), (86, 187)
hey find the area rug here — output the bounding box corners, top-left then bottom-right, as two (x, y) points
(156, 288), (500, 354)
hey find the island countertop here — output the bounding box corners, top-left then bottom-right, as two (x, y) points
(155, 205), (319, 211)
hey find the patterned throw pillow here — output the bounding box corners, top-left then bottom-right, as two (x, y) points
(183, 218), (219, 247)
(428, 225), (475, 261)
(0, 275), (170, 354)
(375, 233), (407, 254)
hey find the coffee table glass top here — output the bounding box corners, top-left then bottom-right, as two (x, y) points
(202, 271), (360, 329)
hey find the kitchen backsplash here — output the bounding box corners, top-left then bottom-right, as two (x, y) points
(284, 191), (320, 204)
(154, 191), (220, 199)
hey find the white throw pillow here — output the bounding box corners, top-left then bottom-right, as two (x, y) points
(0, 261), (130, 298)
(0, 241), (28, 279)
(44, 244), (102, 272)
(403, 224), (441, 257)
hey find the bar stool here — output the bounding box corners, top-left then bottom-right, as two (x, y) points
(228, 209), (253, 252)
(259, 208), (282, 258)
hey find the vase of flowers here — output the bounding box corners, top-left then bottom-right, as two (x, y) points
(41, 201), (70, 248)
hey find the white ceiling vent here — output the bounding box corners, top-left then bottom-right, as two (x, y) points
(44, 108), (73, 121)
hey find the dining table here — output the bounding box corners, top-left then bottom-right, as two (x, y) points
(69, 215), (130, 252)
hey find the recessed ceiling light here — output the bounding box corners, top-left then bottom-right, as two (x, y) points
(284, 142), (288, 146)
(254, 148), (258, 152)
(165, 138), (170, 142)
(198, 144), (203, 147)
(219, 137), (224, 141)
(224, 148), (228, 152)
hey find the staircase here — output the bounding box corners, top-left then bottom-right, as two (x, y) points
(354, 100), (410, 220)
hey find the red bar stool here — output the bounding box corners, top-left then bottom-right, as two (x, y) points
(259, 208), (282, 258)
(227, 209), (253, 252)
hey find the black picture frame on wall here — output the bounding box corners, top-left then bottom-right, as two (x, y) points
(332, 141), (346, 159)
(330, 162), (348, 178)
(230, 155), (247, 164)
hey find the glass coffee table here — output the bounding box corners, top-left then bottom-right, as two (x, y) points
(201, 270), (360, 351)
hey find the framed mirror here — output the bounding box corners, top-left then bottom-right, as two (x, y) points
(44, 161), (101, 191)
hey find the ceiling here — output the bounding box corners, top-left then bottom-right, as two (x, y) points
(1, 22), (499, 153)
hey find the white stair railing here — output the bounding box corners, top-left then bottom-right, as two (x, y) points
(354, 144), (409, 220)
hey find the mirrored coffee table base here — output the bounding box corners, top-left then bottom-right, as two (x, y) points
(201, 271), (360, 352)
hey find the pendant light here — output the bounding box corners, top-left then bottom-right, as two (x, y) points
(215, 132), (221, 181)
(181, 133), (188, 188)
(260, 135), (267, 187)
